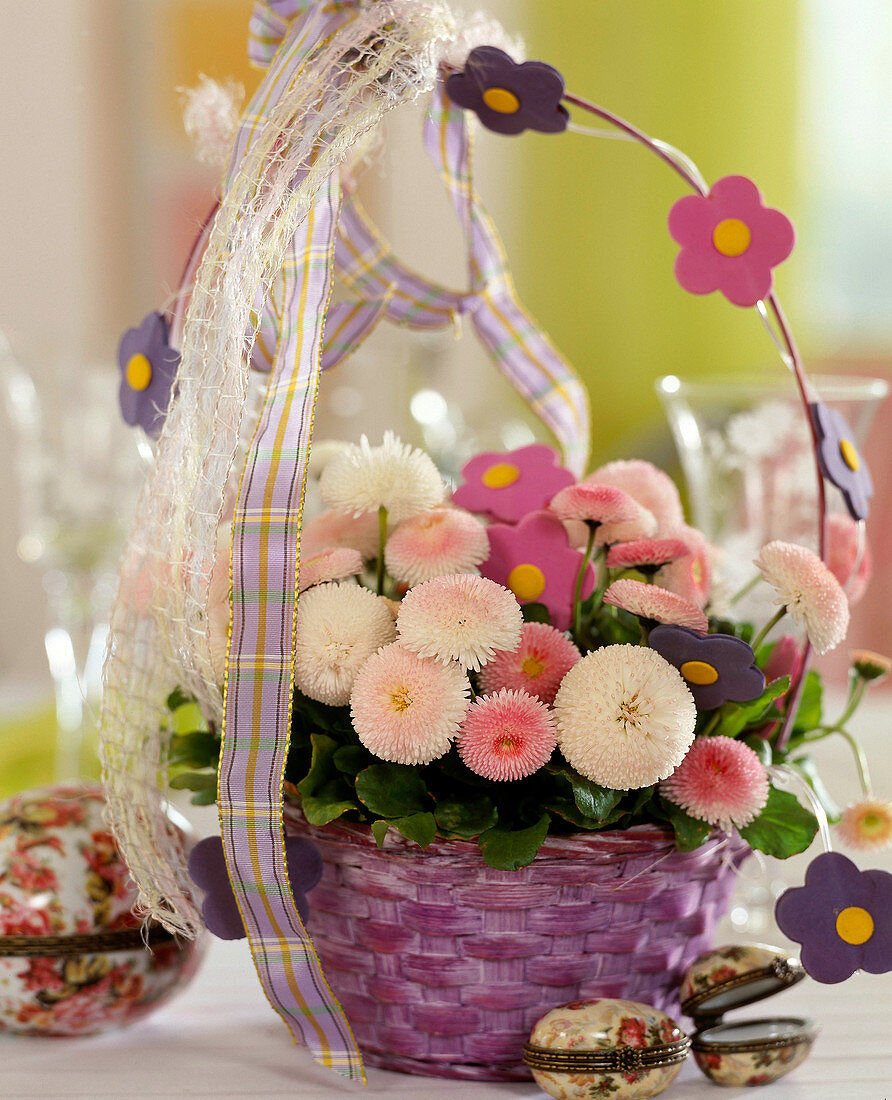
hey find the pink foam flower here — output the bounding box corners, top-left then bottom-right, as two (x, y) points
(836, 798), (892, 851)
(350, 642), (470, 765)
(825, 513), (872, 604)
(480, 510), (596, 631)
(397, 573), (523, 671)
(385, 506), (489, 586)
(603, 578), (708, 634)
(549, 483), (655, 545)
(457, 688), (557, 781)
(661, 736), (770, 833)
(607, 537), (691, 573)
(656, 524), (712, 608)
(754, 540), (849, 654)
(298, 547), (363, 592)
(478, 621), (581, 705)
(301, 507), (380, 560)
(668, 175), (795, 307)
(585, 459), (685, 531)
(452, 443), (575, 523)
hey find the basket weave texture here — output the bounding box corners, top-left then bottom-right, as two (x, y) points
(285, 809), (747, 1082)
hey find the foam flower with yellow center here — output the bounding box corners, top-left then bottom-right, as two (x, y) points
(350, 642), (471, 766)
(478, 621), (581, 705)
(836, 798), (892, 851)
(117, 311), (180, 439)
(396, 573), (523, 672)
(554, 644), (697, 790)
(754, 540), (850, 654)
(294, 582), (397, 706)
(319, 431), (445, 522)
(452, 443), (574, 523)
(385, 507), (489, 586)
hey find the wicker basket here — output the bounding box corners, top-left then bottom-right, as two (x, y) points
(285, 808), (748, 1081)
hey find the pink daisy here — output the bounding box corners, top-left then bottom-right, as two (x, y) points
(826, 513), (872, 604)
(585, 460), (685, 531)
(607, 537), (691, 573)
(350, 643), (470, 765)
(661, 737), (770, 833)
(836, 798), (892, 851)
(457, 689), (557, 782)
(301, 507), (380, 560)
(603, 579), (708, 634)
(298, 547), (363, 592)
(656, 524), (712, 608)
(478, 622), (581, 705)
(549, 484), (655, 544)
(754, 540), (849, 654)
(385, 507), (489, 586)
(397, 574), (523, 671)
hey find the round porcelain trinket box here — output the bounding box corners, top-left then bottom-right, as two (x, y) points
(0, 782), (204, 1036)
(681, 944), (817, 1087)
(524, 998), (690, 1100)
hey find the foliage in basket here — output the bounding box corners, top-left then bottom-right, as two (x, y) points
(167, 435), (887, 871)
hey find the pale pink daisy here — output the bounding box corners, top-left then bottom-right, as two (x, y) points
(478, 622), (581, 705)
(457, 689), (557, 781)
(603, 578), (708, 634)
(397, 574), (523, 671)
(836, 798), (892, 851)
(754, 540), (849, 654)
(554, 645), (697, 789)
(549, 483), (656, 544)
(294, 583), (397, 705)
(656, 524), (712, 608)
(826, 513), (872, 604)
(301, 507), (380, 560)
(350, 642), (470, 765)
(661, 737), (770, 833)
(385, 507), (489, 586)
(607, 537), (691, 573)
(298, 547), (363, 592)
(585, 459), (685, 530)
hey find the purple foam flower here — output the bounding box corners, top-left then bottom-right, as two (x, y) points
(810, 402), (874, 521)
(117, 311), (180, 438)
(668, 175), (795, 307)
(775, 851), (892, 984)
(445, 46), (569, 136)
(453, 443), (574, 524)
(480, 510), (595, 631)
(188, 835), (322, 941)
(648, 624), (765, 710)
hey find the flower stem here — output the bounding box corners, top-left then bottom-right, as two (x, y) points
(376, 506), (388, 596)
(750, 606), (787, 652)
(572, 526), (598, 642)
(730, 573), (761, 607)
(700, 710), (723, 738)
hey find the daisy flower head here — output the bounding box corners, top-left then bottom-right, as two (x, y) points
(397, 574), (523, 672)
(656, 524), (712, 608)
(319, 431), (446, 522)
(457, 689), (557, 781)
(754, 540), (849, 654)
(826, 512), (872, 604)
(478, 621), (581, 705)
(585, 459), (685, 531)
(661, 737), (770, 833)
(294, 583), (397, 705)
(554, 645), (697, 789)
(549, 484), (656, 544)
(301, 507), (380, 560)
(385, 507), (489, 586)
(298, 547), (363, 592)
(603, 578), (709, 634)
(607, 537), (692, 574)
(350, 643), (470, 765)
(836, 798), (892, 851)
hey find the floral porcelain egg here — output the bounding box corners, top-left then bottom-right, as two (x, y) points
(0, 782), (204, 1036)
(524, 998), (690, 1100)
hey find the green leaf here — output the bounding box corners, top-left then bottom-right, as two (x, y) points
(355, 764), (430, 818)
(434, 796), (498, 839)
(166, 686), (195, 712)
(333, 745), (373, 778)
(169, 731), (220, 769)
(169, 771), (217, 793)
(390, 813), (437, 848)
(792, 671), (823, 735)
(301, 791), (357, 826)
(521, 602), (551, 625)
(190, 786), (218, 807)
(479, 814), (550, 871)
(743, 734), (773, 767)
(740, 787), (819, 858)
(548, 764), (623, 823)
(716, 676), (790, 738)
(662, 799), (711, 851)
(296, 734), (339, 797)
(371, 820), (389, 848)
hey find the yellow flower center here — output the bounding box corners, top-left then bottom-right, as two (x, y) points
(508, 564), (546, 601)
(482, 87), (520, 114)
(680, 660), (720, 686)
(390, 686), (412, 713)
(498, 736), (519, 753)
(859, 812), (886, 836)
(482, 462), (521, 489)
(836, 906), (874, 945)
(521, 655), (545, 680)
(712, 218), (752, 257)
(125, 353), (153, 392)
(839, 439), (861, 472)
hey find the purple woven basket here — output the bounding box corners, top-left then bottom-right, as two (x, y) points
(284, 809), (748, 1082)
